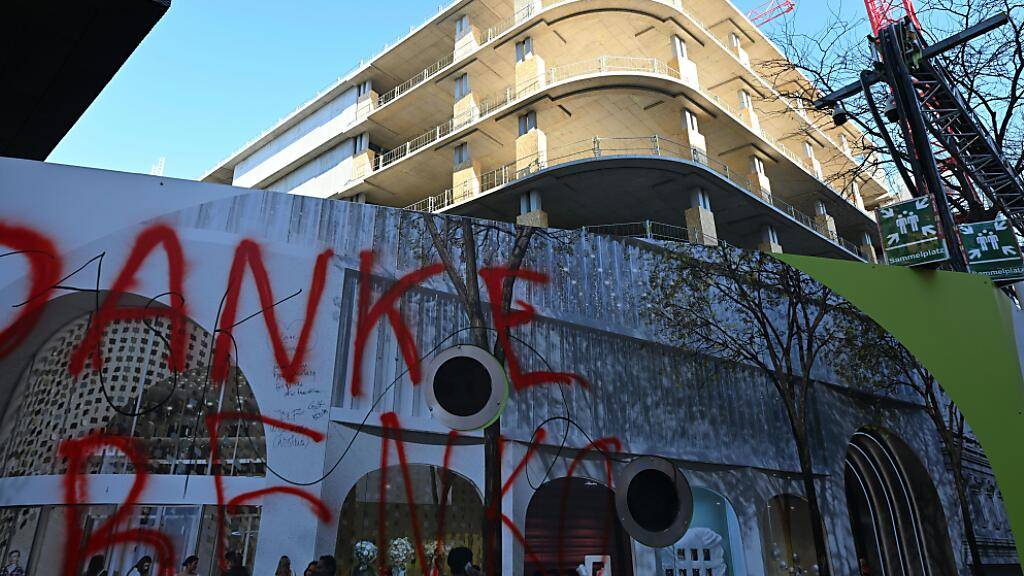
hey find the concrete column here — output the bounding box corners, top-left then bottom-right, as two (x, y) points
(516, 190), (548, 227)
(452, 143), (480, 201)
(672, 35), (699, 89)
(355, 80), (377, 119)
(453, 73), (478, 127)
(685, 187), (718, 246)
(515, 126), (547, 174)
(758, 224), (783, 253)
(748, 155), (772, 200)
(849, 181), (865, 211)
(730, 32), (751, 67)
(860, 231), (878, 263)
(350, 133), (375, 180)
(514, 38), (546, 94)
(738, 89), (760, 133)
(813, 199), (838, 238)
(805, 142), (824, 180)
(453, 13), (480, 60)
(679, 109), (707, 162)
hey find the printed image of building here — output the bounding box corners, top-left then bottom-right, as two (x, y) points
(0, 158), (1020, 575)
(201, 0), (892, 263)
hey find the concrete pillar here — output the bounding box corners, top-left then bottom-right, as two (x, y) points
(813, 199), (838, 238)
(758, 224), (783, 253)
(452, 73), (478, 127)
(672, 35), (699, 89)
(350, 133), (376, 180)
(516, 190), (548, 227)
(514, 37), (546, 94)
(730, 32), (751, 67)
(748, 155), (772, 200)
(453, 13), (480, 60)
(452, 142), (480, 201)
(738, 89), (760, 133)
(860, 231), (878, 263)
(515, 119), (547, 174)
(355, 80), (377, 120)
(849, 181), (865, 211)
(804, 141), (824, 180)
(685, 187), (718, 246)
(679, 109), (707, 162)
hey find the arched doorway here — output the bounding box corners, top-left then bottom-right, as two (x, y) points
(524, 477), (633, 576)
(656, 487), (747, 575)
(844, 429), (956, 575)
(0, 303), (266, 576)
(337, 465), (484, 576)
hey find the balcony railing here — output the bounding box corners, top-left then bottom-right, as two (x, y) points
(377, 53), (455, 108)
(402, 135), (863, 257)
(582, 220), (724, 247)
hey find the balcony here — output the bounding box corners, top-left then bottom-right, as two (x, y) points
(403, 134), (865, 258)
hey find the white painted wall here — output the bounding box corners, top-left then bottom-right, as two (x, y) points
(265, 138), (356, 198)
(232, 85), (361, 190)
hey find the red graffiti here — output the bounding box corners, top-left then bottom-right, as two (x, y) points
(430, 430), (461, 576)
(351, 250), (444, 397)
(479, 267), (589, 391)
(206, 411), (330, 567)
(0, 222), (62, 359)
(378, 412), (430, 574)
(483, 429), (548, 574)
(212, 240), (333, 385)
(68, 224), (187, 376)
(59, 434), (176, 576)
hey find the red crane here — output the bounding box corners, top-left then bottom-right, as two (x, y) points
(864, 0), (922, 34)
(747, 0), (796, 26)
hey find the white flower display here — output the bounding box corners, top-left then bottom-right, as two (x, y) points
(388, 537), (416, 567)
(354, 540), (378, 568)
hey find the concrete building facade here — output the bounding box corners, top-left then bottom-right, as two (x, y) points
(202, 0), (892, 263)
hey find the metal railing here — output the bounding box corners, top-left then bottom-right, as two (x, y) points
(582, 220), (723, 247)
(375, 55), (680, 172)
(402, 135), (862, 257)
(377, 53), (455, 108)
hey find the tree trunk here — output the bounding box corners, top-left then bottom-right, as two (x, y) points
(935, 420), (985, 576)
(793, 420), (832, 575)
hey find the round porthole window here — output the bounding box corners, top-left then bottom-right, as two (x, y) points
(424, 345), (508, 431)
(615, 456), (694, 547)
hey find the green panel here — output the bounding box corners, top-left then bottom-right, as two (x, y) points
(774, 253), (1024, 567)
(877, 196), (950, 266)
(959, 218), (1024, 282)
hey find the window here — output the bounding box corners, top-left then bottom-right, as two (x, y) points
(356, 81), (371, 97)
(841, 133), (851, 153)
(355, 133), (369, 153)
(455, 14), (469, 37)
(683, 109), (699, 132)
(739, 89), (752, 110)
(454, 143), (470, 166)
(804, 141), (815, 159)
(673, 35), (688, 59)
(752, 156), (765, 174)
(730, 32), (742, 50)
(454, 74), (470, 100)
(518, 111), (536, 136)
(515, 37), (533, 62)
(766, 225), (780, 245)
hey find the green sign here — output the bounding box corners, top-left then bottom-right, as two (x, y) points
(959, 218), (1024, 282)
(877, 196), (950, 266)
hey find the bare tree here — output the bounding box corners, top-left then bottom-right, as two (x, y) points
(756, 0), (1024, 219)
(835, 312), (986, 575)
(646, 244), (852, 575)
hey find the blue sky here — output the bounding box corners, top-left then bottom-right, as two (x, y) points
(48, 0), (864, 180)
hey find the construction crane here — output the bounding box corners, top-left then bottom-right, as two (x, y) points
(747, 0), (796, 26)
(815, 0), (1024, 273)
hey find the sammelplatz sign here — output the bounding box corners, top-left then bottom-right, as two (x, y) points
(877, 196), (950, 266)
(958, 218), (1024, 282)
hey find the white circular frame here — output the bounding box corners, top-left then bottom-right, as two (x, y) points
(424, 344), (508, 431)
(615, 456), (694, 548)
